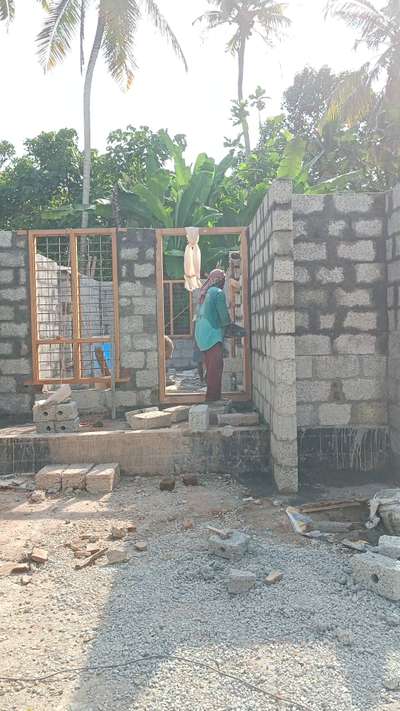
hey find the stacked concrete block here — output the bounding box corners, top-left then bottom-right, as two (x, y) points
(292, 191), (388, 432)
(126, 410), (172, 430)
(86, 463), (120, 494)
(352, 552), (400, 601)
(249, 180), (298, 493)
(35, 462), (119, 494)
(117, 229), (159, 410)
(33, 399), (80, 434)
(0, 231), (33, 419)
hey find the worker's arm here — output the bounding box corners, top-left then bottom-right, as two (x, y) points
(215, 290), (231, 328)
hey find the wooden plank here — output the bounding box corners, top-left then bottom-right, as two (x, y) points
(69, 232), (81, 381)
(156, 230), (166, 403)
(300, 499), (368, 514)
(111, 228), (120, 380)
(36, 336), (111, 346)
(75, 548), (108, 570)
(240, 228), (252, 401)
(28, 232), (40, 383)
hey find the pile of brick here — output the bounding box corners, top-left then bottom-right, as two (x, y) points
(33, 399), (80, 434)
(35, 462), (119, 494)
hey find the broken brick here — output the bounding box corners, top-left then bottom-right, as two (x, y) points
(0, 562), (30, 577)
(106, 549), (129, 565)
(265, 570), (283, 586)
(183, 519), (194, 530)
(31, 548), (48, 564)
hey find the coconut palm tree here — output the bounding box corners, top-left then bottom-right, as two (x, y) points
(195, 0), (290, 155)
(324, 0), (400, 126)
(37, 1), (187, 228)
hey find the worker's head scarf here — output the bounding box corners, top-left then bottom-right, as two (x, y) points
(199, 268), (226, 304)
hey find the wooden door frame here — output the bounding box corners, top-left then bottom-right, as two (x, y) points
(156, 227), (252, 405)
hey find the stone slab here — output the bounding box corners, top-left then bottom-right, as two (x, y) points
(35, 465), (64, 491)
(217, 412), (260, 427)
(86, 463), (120, 494)
(352, 552), (400, 601)
(126, 410), (172, 430)
(62, 464), (94, 491)
(164, 405), (190, 423)
(378, 535), (400, 560)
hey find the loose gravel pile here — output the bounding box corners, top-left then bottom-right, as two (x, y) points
(1, 480), (400, 710)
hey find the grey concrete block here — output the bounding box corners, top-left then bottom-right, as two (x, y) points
(336, 288), (371, 307)
(33, 401), (57, 423)
(120, 247), (139, 260)
(208, 531), (250, 561)
(164, 405), (190, 423)
(314, 355), (360, 379)
(36, 422), (56, 434)
(337, 241), (375, 262)
(296, 335), (331, 356)
(319, 314), (336, 330)
(134, 263), (154, 278)
(294, 242), (327, 261)
(378, 536), (400, 560)
(352, 553), (400, 601)
(293, 194), (325, 214)
(274, 310), (295, 334)
(0, 376), (16, 393)
(355, 263), (385, 283)
(297, 380), (331, 403)
(319, 403), (351, 426)
(121, 351), (145, 369)
(55, 401), (79, 421)
(352, 402), (387, 425)
(294, 266), (310, 284)
(0, 231), (12, 248)
(354, 219), (383, 237)
(334, 193), (374, 213)
(316, 266), (344, 284)
(120, 316), (144, 335)
(189, 405), (209, 432)
(273, 257), (294, 282)
(55, 417), (80, 433)
(86, 463), (120, 494)
(136, 369), (158, 388)
(344, 311), (377, 331)
(227, 569), (256, 594)
(334, 334), (376, 354)
(273, 463), (298, 494)
(217, 412), (259, 427)
(328, 220), (346, 237)
(343, 378), (385, 401)
(296, 356), (312, 379)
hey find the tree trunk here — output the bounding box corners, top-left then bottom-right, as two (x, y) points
(81, 14), (105, 228)
(238, 38), (251, 156)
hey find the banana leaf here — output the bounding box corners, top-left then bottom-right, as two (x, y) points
(277, 136), (306, 179)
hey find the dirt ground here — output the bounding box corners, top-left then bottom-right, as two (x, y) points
(0, 472), (399, 711)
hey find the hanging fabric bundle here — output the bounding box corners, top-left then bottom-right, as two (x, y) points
(184, 226), (202, 292)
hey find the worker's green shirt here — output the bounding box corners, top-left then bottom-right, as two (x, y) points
(195, 286), (231, 352)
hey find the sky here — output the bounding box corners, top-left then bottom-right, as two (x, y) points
(0, 0), (375, 161)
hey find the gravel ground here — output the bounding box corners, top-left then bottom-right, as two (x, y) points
(0, 476), (400, 711)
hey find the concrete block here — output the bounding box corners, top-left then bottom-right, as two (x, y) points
(126, 410), (172, 430)
(319, 314), (335, 330)
(164, 405), (190, 423)
(208, 530), (250, 561)
(134, 263), (154, 278)
(334, 334), (376, 354)
(294, 242), (327, 261)
(273, 257), (293, 282)
(296, 356), (312, 379)
(354, 219), (383, 237)
(355, 263), (385, 283)
(334, 193), (374, 213)
(120, 316), (144, 335)
(272, 412), (297, 440)
(272, 336), (295, 361)
(121, 352), (145, 369)
(269, 179), (292, 205)
(344, 311), (377, 331)
(217, 412), (259, 427)
(1, 358), (31, 375)
(55, 417), (80, 433)
(297, 380), (331, 403)
(316, 266), (344, 284)
(189, 405), (209, 432)
(295, 288), (328, 307)
(227, 569), (256, 594)
(86, 463), (120, 494)
(296, 311), (310, 330)
(388, 261), (400, 283)
(352, 401), (387, 425)
(343, 378), (385, 401)
(314, 356), (360, 379)
(378, 536), (400, 560)
(336, 288), (371, 307)
(319, 403), (351, 426)
(62, 464), (93, 491)
(0, 377), (16, 393)
(360, 355), (387, 378)
(294, 266), (310, 284)
(337, 241), (375, 262)
(271, 208), (292, 232)
(271, 283), (294, 307)
(273, 463), (298, 494)
(274, 309), (295, 334)
(136, 369), (158, 388)
(296, 335), (331, 356)
(352, 552), (400, 601)
(297, 404), (318, 426)
(36, 422), (55, 434)
(0, 231), (12, 248)
(0, 305), (14, 320)
(35, 465), (63, 491)
(293, 194), (325, 214)
(328, 220), (347, 237)
(54, 401), (78, 421)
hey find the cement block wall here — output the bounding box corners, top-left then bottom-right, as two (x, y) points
(249, 180), (298, 493)
(386, 184), (400, 465)
(0, 231), (33, 420)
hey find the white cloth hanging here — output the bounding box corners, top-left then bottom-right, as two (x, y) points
(184, 227), (202, 292)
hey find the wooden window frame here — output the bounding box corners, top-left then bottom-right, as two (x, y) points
(28, 228), (120, 385)
(163, 279), (193, 339)
(156, 227), (251, 405)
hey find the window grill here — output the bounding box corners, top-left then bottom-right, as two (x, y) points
(29, 229), (120, 384)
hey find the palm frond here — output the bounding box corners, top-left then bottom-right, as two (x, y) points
(101, 0), (139, 89)
(325, 0), (390, 47)
(37, 0), (82, 70)
(193, 10), (224, 28)
(320, 66), (376, 128)
(0, 0), (15, 23)
(143, 0), (188, 71)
